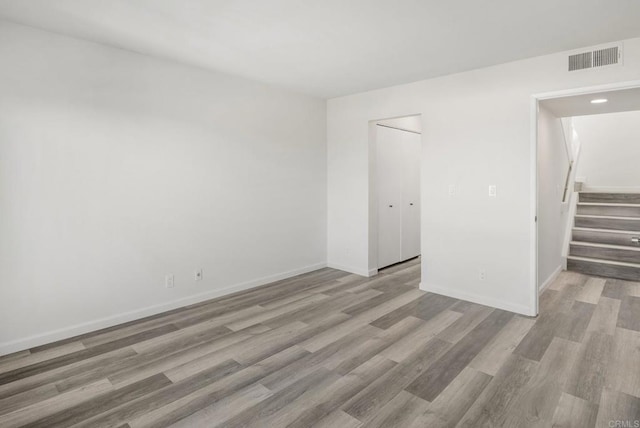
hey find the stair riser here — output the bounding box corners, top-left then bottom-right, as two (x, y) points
(573, 229), (640, 247)
(580, 193), (640, 204)
(570, 245), (640, 264)
(568, 259), (640, 281)
(574, 217), (640, 232)
(577, 205), (640, 217)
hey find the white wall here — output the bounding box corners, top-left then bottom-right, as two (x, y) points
(537, 106), (569, 289)
(0, 21), (327, 355)
(574, 110), (640, 190)
(327, 38), (640, 315)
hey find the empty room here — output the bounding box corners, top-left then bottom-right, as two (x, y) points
(1, 1), (640, 427)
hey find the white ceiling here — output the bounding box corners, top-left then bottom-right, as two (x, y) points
(1, 1), (640, 98)
(541, 87), (640, 118)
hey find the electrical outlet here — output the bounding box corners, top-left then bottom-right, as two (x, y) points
(488, 185), (497, 197)
(195, 269), (203, 281)
(448, 184), (456, 196)
(479, 270), (486, 281)
(165, 274), (175, 288)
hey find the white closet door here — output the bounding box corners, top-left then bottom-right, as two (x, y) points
(401, 132), (421, 260)
(377, 126), (403, 268)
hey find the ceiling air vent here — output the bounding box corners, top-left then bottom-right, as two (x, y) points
(568, 45), (621, 71)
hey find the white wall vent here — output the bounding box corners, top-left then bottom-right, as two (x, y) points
(568, 45), (622, 71)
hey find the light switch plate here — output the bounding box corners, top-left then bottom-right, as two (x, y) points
(488, 185), (497, 197)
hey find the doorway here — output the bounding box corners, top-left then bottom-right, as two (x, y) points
(368, 115), (422, 273)
(532, 81), (640, 315)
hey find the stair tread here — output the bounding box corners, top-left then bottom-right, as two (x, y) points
(575, 214), (640, 220)
(570, 241), (640, 251)
(573, 227), (640, 234)
(567, 255), (640, 268)
(578, 202), (640, 207)
(571, 196), (640, 279)
(579, 192), (640, 204)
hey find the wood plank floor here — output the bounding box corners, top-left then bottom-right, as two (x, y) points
(1, 258), (639, 427)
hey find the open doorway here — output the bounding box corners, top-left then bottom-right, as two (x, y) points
(534, 83), (640, 314)
(368, 114), (422, 275)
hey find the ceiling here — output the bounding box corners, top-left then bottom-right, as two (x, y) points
(541, 87), (640, 117)
(1, 1), (640, 98)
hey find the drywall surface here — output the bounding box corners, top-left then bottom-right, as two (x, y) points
(537, 106), (570, 288)
(327, 37), (640, 315)
(0, 21), (327, 354)
(574, 110), (640, 190)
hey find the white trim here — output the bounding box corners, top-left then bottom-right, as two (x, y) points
(533, 80), (640, 100)
(530, 95), (539, 316)
(539, 266), (563, 292)
(0, 262), (327, 356)
(367, 120), (380, 276)
(327, 262), (377, 277)
(420, 283), (534, 316)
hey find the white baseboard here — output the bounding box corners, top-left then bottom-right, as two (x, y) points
(0, 262), (327, 356)
(539, 265), (563, 293)
(327, 262), (377, 277)
(582, 186), (640, 193)
(419, 282), (535, 316)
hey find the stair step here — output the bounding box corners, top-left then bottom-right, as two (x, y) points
(570, 192), (640, 280)
(574, 215), (640, 232)
(573, 228), (640, 247)
(570, 241), (640, 264)
(579, 192), (640, 204)
(579, 202), (640, 207)
(570, 241), (640, 250)
(577, 203), (640, 217)
(567, 256), (640, 281)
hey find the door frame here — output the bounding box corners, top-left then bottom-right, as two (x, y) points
(368, 114), (422, 276)
(529, 79), (640, 316)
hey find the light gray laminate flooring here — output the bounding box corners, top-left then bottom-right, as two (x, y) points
(0, 258), (639, 427)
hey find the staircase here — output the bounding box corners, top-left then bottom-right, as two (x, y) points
(567, 192), (640, 281)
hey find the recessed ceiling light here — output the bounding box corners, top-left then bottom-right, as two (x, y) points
(590, 98), (608, 104)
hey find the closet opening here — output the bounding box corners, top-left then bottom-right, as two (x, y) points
(368, 114), (422, 275)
